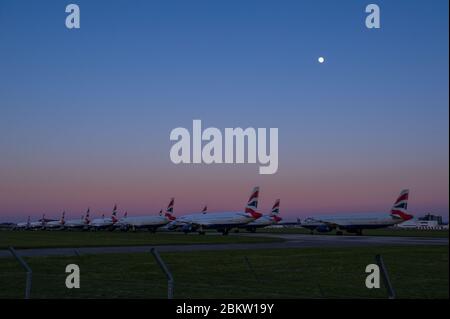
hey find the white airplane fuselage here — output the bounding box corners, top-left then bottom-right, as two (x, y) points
(172, 211), (257, 233)
(15, 222), (31, 229)
(301, 213), (409, 233)
(45, 220), (64, 229)
(27, 221), (44, 229)
(116, 215), (171, 230)
(245, 215), (277, 227)
(64, 219), (89, 229)
(238, 214), (282, 232)
(90, 218), (115, 229)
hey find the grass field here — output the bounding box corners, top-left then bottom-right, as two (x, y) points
(257, 227), (449, 238)
(0, 246), (447, 299)
(0, 231), (282, 249)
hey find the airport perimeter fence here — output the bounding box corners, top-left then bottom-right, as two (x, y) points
(2, 245), (444, 299)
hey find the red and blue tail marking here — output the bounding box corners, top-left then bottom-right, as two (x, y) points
(270, 199), (282, 222)
(165, 198), (176, 220)
(245, 187), (262, 219)
(390, 189), (413, 221)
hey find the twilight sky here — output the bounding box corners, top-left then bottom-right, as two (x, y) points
(0, 0), (448, 222)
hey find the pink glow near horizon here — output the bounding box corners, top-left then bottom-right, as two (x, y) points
(1, 164), (448, 222)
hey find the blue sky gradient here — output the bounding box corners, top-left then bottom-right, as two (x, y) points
(0, 0), (448, 221)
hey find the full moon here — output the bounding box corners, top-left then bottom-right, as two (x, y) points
(318, 57), (325, 63)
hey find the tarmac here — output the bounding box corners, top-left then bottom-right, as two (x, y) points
(0, 233), (447, 258)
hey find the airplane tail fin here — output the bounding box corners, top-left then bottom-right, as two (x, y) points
(84, 208), (91, 224)
(390, 189), (413, 221)
(60, 211), (66, 225)
(165, 198), (176, 220)
(270, 199), (280, 216)
(270, 199), (282, 222)
(245, 187), (262, 219)
(202, 205), (207, 214)
(111, 204), (119, 223)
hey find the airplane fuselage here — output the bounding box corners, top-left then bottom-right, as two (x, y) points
(240, 215), (280, 232)
(116, 215), (170, 231)
(64, 219), (89, 229)
(89, 218), (115, 229)
(172, 211), (257, 234)
(301, 213), (408, 234)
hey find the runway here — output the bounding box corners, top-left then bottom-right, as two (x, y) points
(0, 233), (447, 258)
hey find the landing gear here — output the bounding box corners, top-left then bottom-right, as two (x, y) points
(196, 226), (205, 235)
(222, 228), (229, 235)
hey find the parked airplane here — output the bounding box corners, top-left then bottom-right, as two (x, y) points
(169, 186), (263, 235)
(29, 217), (46, 229)
(15, 214), (52, 230)
(89, 205), (119, 230)
(45, 211), (66, 229)
(115, 198), (176, 232)
(64, 208), (91, 229)
(300, 189), (414, 235)
(240, 199), (282, 232)
(15, 216), (31, 230)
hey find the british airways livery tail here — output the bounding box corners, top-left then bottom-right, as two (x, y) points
(242, 199), (283, 232)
